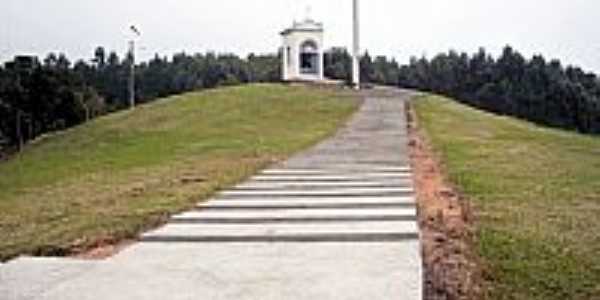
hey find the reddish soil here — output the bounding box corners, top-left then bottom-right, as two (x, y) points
(407, 104), (484, 300)
(72, 237), (135, 260)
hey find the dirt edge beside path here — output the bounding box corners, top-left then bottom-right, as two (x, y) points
(406, 101), (484, 300)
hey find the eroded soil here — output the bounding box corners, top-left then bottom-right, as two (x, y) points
(407, 103), (484, 300)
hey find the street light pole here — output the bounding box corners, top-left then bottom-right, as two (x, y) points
(128, 40), (135, 109)
(129, 26), (141, 109)
(352, 0), (360, 89)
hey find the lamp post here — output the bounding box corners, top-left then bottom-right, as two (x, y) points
(352, 0), (360, 89)
(129, 25), (141, 109)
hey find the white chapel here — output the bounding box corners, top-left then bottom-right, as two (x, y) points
(280, 17), (325, 82)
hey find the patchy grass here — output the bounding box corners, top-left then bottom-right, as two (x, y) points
(413, 95), (600, 300)
(0, 84), (359, 261)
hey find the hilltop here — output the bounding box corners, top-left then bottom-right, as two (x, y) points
(0, 84), (359, 261)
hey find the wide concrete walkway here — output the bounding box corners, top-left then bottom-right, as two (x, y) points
(0, 88), (422, 300)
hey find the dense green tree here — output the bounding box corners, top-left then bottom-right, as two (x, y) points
(395, 46), (600, 134)
(359, 51), (375, 84)
(0, 48), (282, 154)
(324, 47), (352, 83)
(0, 55), (105, 152)
(372, 56), (400, 86)
(93, 47), (106, 68)
(0, 66), (11, 152)
(247, 53), (280, 83)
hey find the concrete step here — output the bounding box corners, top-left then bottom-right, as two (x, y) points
(280, 163), (411, 171)
(139, 232), (420, 243)
(172, 207), (417, 220)
(283, 159), (410, 165)
(252, 173), (412, 182)
(202, 196), (415, 207)
(198, 202), (415, 210)
(169, 215), (417, 224)
(261, 167), (411, 175)
(234, 180), (413, 190)
(142, 221), (419, 240)
(218, 187), (414, 198)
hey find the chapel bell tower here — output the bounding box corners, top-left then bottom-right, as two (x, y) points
(280, 17), (325, 82)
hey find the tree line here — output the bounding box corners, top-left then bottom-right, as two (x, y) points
(324, 47), (402, 86)
(370, 47), (600, 134)
(0, 48), (280, 155)
(2, 45), (600, 156)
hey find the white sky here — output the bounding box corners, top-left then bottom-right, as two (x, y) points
(2, 0), (600, 72)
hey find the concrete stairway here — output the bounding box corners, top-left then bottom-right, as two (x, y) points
(141, 167), (419, 243)
(0, 90), (422, 300)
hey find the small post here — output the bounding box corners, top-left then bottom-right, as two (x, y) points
(15, 109), (23, 151)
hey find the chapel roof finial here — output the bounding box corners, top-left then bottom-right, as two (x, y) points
(305, 5), (313, 22)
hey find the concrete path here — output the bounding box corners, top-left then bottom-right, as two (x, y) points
(0, 88), (422, 300)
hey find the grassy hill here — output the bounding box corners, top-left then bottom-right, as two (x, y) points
(0, 84), (359, 261)
(414, 95), (600, 300)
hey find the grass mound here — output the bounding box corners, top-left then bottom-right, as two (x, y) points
(414, 95), (600, 300)
(0, 84), (359, 261)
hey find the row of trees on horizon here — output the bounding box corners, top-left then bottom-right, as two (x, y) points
(0, 48), (280, 155)
(1, 45), (600, 157)
(397, 47), (600, 134)
(324, 46), (600, 134)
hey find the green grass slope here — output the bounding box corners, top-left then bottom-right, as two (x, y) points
(0, 84), (359, 261)
(414, 95), (600, 300)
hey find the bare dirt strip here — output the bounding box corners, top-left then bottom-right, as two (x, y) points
(407, 103), (484, 300)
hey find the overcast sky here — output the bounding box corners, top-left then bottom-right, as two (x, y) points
(2, 0), (600, 72)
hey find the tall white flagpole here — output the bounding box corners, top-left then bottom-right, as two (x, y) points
(352, 0), (360, 89)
